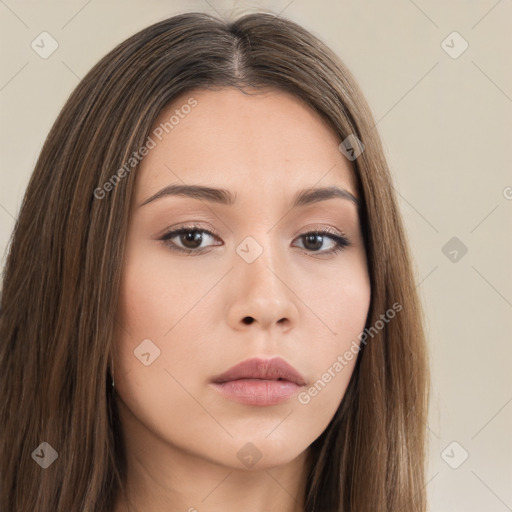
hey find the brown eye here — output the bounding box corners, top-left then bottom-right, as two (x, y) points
(294, 230), (351, 255)
(160, 226), (220, 254)
(179, 230), (205, 249)
(302, 233), (324, 251)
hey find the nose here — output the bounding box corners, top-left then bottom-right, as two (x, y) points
(227, 242), (299, 332)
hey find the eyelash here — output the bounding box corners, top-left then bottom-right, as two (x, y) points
(159, 224), (351, 257)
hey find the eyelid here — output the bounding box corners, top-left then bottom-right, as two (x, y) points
(293, 223), (351, 242)
(157, 220), (218, 238)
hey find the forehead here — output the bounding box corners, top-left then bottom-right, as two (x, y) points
(135, 87), (357, 201)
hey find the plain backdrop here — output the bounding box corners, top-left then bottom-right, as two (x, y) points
(1, 1), (511, 510)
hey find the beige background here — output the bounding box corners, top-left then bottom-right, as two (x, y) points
(1, 1), (511, 510)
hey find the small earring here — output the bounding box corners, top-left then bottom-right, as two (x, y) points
(111, 357), (115, 388)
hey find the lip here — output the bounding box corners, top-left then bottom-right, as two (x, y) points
(210, 357), (306, 406)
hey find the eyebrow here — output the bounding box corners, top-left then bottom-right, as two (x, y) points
(139, 184), (360, 208)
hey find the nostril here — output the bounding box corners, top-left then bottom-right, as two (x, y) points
(242, 316), (254, 325)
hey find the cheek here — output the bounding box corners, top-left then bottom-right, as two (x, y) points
(294, 255), (370, 406)
(114, 245), (223, 401)
(118, 246), (215, 337)
(286, 292), (369, 449)
(303, 251), (371, 344)
(113, 252), (219, 447)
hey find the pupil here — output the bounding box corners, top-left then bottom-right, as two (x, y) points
(305, 234), (322, 250)
(181, 231), (202, 249)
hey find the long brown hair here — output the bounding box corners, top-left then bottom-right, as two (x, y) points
(0, 11), (429, 511)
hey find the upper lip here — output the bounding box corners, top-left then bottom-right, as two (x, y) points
(211, 357), (306, 386)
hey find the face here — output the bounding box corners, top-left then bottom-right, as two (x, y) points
(114, 87), (371, 472)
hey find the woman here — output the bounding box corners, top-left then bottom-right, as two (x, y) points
(0, 11), (429, 512)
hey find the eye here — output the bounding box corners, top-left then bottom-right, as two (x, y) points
(159, 225), (221, 254)
(159, 225), (351, 256)
(293, 229), (351, 256)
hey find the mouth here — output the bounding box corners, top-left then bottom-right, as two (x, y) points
(210, 357), (306, 406)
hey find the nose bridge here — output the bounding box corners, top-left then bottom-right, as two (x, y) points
(237, 229), (283, 292)
(244, 250), (276, 296)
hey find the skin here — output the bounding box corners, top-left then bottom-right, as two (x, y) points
(113, 87), (371, 512)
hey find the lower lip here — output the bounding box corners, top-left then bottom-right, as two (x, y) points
(211, 379), (303, 406)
